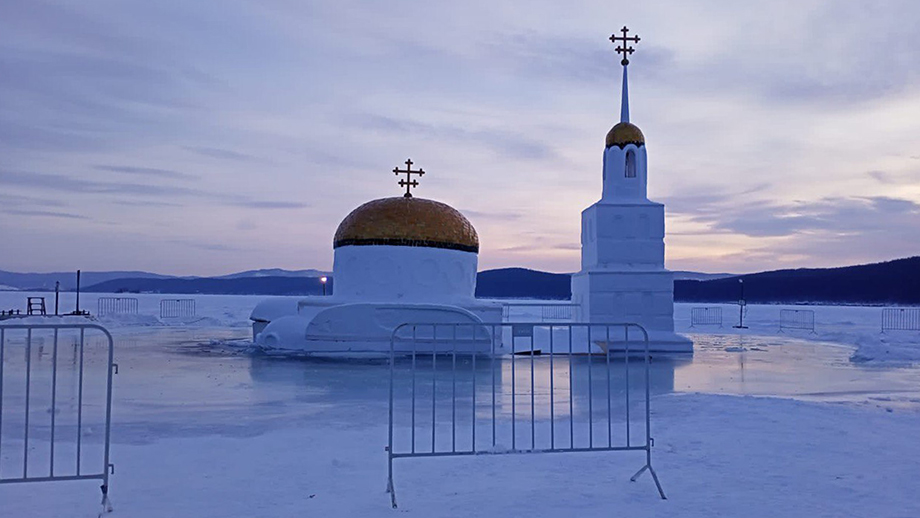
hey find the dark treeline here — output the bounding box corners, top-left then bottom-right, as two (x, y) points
(85, 276), (332, 296)
(675, 256), (920, 305)
(474, 268), (572, 299)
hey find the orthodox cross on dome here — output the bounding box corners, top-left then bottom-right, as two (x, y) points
(393, 158), (425, 198)
(609, 26), (640, 66)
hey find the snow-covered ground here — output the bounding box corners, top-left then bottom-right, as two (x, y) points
(2, 292), (920, 517)
(673, 302), (920, 365)
(3, 393), (918, 518)
(0, 291), (273, 329)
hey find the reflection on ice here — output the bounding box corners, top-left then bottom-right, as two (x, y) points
(7, 327), (920, 448)
(386, 353), (681, 455)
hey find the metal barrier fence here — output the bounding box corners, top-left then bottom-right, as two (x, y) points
(0, 323), (117, 511)
(385, 322), (665, 509)
(779, 309), (815, 333)
(689, 307), (722, 327)
(882, 308), (920, 332)
(96, 297), (138, 317)
(159, 299), (196, 319)
(501, 303), (580, 322)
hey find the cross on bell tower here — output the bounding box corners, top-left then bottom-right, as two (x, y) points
(609, 26), (640, 66)
(393, 158), (425, 198)
(609, 25), (641, 123)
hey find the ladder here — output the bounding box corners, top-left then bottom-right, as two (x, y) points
(27, 297), (47, 316)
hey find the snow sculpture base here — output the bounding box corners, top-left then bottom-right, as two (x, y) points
(250, 242), (503, 355)
(572, 199), (692, 354)
(571, 269), (692, 353)
(252, 297), (502, 356)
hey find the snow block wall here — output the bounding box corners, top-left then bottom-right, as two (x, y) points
(333, 245), (478, 303)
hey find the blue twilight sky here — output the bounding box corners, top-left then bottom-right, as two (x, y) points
(1, 0), (919, 276)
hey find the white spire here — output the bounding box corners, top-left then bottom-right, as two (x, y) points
(620, 64), (629, 123)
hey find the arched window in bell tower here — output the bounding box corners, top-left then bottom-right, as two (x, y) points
(625, 149), (637, 178)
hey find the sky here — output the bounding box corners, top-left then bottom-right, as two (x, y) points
(1, 0), (919, 276)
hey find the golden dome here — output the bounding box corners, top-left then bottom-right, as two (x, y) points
(606, 122), (645, 148)
(334, 197), (479, 253)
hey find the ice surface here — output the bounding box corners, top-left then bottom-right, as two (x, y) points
(2, 293), (920, 517)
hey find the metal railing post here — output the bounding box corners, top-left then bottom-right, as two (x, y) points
(0, 323), (117, 507)
(387, 324), (398, 508)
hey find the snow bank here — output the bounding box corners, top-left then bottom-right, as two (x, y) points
(673, 303), (920, 365)
(0, 292), (294, 330)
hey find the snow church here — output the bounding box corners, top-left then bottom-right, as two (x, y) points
(251, 160), (503, 354)
(250, 31), (691, 354)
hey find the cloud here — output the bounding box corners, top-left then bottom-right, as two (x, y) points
(554, 243), (580, 251)
(0, 193), (64, 208)
(460, 209), (524, 222)
(232, 200), (309, 209)
(713, 196), (920, 238)
(0, 169), (209, 198)
(480, 33), (613, 86)
(1, 169), (308, 210)
(110, 199), (183, 208)
(182, 146), (264, 163)
(167, 239), (245, 252)
(95, 165), (197, 181)
(2, 209), (88, 220)
(496, 238), (579, 253)
(868, 170), (893, 184)
(867, 170), (920, 186)
(355, 113), (557, 161)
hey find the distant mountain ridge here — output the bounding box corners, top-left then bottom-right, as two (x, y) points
(0, 270), (174, 291)
(0, 268), (331, 291)
(671, 271), (734, 281)
(3, 258), (917, 304)
(675, 256), (920, 305)
(212, 269), (329, 280)
(475, 268), (571, 299)
(83, 276), (331, 296)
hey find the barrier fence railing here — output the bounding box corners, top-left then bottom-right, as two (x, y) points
(0, 323), (117, 512)
(689, 307), (722, 327)
(501, 303), (580, 322)
(159, 299), (196, 319)
(779, 309), (816, 333)
(386, 322), (665, 509)
(96, 297), (138, 317)
(882, 308), (920, 333)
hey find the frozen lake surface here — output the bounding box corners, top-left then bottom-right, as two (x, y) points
(5, 324), (919, 449)
(2, 293), (920, 517)
(82, 328), (920, 444)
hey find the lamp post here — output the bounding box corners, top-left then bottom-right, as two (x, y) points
(733, 278), (748, 329)
(320, 276), (327, 296)
(75, 269), (81, 314)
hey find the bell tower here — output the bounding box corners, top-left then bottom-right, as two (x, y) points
(570, 27), (691, 352)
